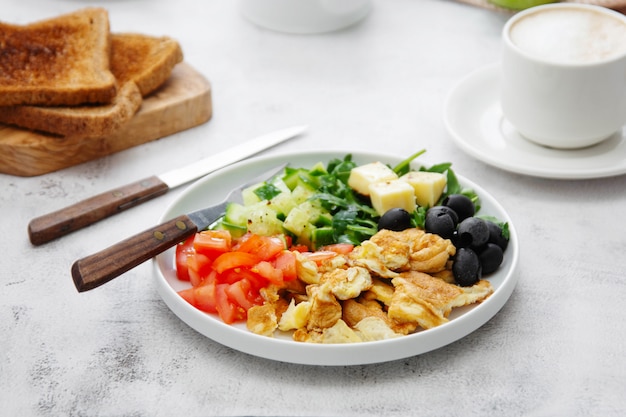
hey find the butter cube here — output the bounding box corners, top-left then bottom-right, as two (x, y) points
(368, 180), (416, 216)
(348, 162), (398, 196)
(399, 171), (447, 208)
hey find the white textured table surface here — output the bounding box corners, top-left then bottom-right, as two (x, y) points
(2, 1), (625, 416)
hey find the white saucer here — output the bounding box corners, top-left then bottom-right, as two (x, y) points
(443, 63), (626, 180)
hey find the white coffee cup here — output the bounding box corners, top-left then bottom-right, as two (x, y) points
(238, 0), (371, 34)
(501, 4), (626, 149)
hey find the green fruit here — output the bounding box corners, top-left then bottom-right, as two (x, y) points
(489, 0), (558, 10)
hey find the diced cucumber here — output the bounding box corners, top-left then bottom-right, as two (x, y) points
(246, 204), (284, 236)
(283, 206), (311, 236)
(224, 202), (248, 227)
(291, 185), (315, 205)
(281, 167), (320, 191)
(269, 190), (296, 217)
(214, 220), (248, 238)
(308, 161), (328, 176)
(315, 213), (333, 227)
(312, 226), (335, 248)
(242, 183), (263, 206)
(282, 167), (306, 191)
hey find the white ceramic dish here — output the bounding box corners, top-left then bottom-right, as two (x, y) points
(444, 63), (626, 179)
(239, 0), (371, 34)
(154, 150), (519, 366)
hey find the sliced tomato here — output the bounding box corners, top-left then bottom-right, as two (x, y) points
(273, 250), (297, 281)
(236, 234), (285, 260)
(178, 281), (218, 314)
(252, 260), (283, 285)
(178, 288), (196, 305)
(219, 268), (266, 289)
(187, 253), (213, 287)
(193, 230), (232, 259)
(225, 279), (257, 311)
(215, 283), (246, 324)
(175, 237), (196, 281)
(193, 282), (218, 313)
(212, 251), (260, 274)
(318, 243), (354, 255)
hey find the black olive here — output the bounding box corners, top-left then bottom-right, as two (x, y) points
(456, 217), (489, 249)
(478, 243), (504, 274)
(424, 206), (458, 239)
(442, 194), (475, 222)
(378, 208), (412, 232)
(453, 247), (482, 286)
(485, 220), (509, 251)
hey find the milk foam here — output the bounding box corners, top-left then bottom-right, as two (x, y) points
(509, 8), (626, 64)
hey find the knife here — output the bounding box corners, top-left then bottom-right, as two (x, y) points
(28, 125), (306, 246)
(71, 163), (288, 292)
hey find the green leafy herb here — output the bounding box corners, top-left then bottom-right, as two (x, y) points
(477, 215), (510, 240)
(392, 149), (426, 176)
(254, 183), (283, 201)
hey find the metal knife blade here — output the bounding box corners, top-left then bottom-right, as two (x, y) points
(71, 163), (288, 292)
(28, 125), (306, 245)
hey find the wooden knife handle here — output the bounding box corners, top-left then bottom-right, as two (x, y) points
(28, 176), (169, 246)
(71, 214), (198, 292)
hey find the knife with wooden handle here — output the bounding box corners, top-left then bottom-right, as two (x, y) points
(28, 125), (306, 245)
(71, 163), (288, 292)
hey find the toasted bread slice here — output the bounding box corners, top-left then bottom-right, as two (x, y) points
(110, 33), (183, 96)
(0, 8), (116, 106)
(0, 33), (183, 138)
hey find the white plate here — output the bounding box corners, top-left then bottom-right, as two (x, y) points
(153, 150), (520, 366)
(444, 63), (626, 180)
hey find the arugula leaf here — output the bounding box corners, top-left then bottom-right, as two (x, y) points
(477, 215), (510, 240)
(392, 149), (426, 176)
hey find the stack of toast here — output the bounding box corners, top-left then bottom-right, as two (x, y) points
(0, 7), (183, 138)
(0, 8), (212, 176)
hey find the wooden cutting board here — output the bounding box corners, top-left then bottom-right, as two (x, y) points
(0, 62), (212, 177)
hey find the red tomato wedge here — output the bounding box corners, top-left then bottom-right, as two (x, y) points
(235, 233), (285, 260)
(193, 230), (232, 259)
(272, 250), (297, 281)
(187, 253), (213, 287)
(215, 284), (246, 324)
(318, 243), (354, 255)
(212, 251), (260, 274)
(175, 236), (195, 281)
(252, 261), (284, 285)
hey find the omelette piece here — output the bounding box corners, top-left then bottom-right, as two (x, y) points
(306, 285), (342, 331)
(349, 240), (401, 278)
(388, 271), (493, 329)
(278, 299), (312, 331)
(247, 304), (279, 336)
(342, 298), (417, 335)
(369, 229), (412, 270)
(399, 228), (456, 273)
(361, 277), (395, 306)
(294, 251), (321, 284)
(354, 317), (402, 342)
(321, 319), (362, 343)
(320, 266), (373, 300)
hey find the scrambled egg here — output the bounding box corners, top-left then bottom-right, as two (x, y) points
(246, 228), (493, 344)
